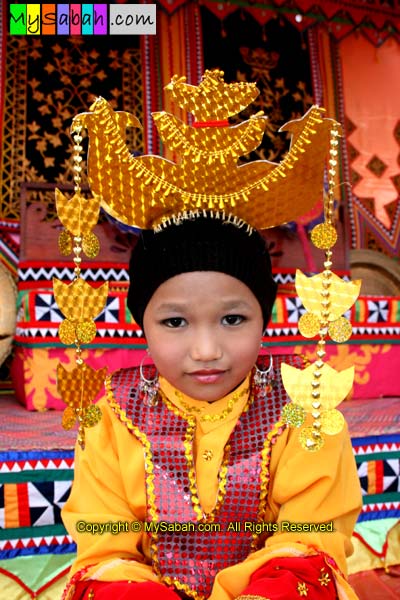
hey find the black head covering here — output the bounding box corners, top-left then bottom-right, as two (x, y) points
(127, 215), (277, 329)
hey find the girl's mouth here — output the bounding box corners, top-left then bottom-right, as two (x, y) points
(187, 370), (226, 384)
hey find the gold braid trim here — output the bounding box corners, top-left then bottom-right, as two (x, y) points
(105, 375), (159, 522)
(107, 378), (183, 596)
(252, 419), (287, 551)
(173, 384), (249, 422)
(161, 576), (206, 600)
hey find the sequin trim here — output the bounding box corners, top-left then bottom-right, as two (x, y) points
(105, 375), (159, 526)
(253, 419), (286, 551)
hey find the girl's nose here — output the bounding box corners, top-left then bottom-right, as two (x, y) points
(190, 329), (222, 362)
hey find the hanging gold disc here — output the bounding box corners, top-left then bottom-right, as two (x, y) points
(76, 320), (97, 344)
(59, 230), (72, 255)
(82, 232), (100, 258)
(62, 406), (76, 430)
(281, 403), (306, 427)
(298, 312), (320, 338)
(310, 223), (338, 250)
(83, 404), (102, 427)
(320, 409), (345, 435)
(59, 319), (76, 345)
(328, 316), (353, 343)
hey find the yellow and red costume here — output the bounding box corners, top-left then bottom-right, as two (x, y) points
(62, 356), (361, 600)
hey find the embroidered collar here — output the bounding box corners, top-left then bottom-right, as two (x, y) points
(159, 374), (251, 430)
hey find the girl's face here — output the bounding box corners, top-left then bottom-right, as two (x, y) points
(143, 271), (264, 402)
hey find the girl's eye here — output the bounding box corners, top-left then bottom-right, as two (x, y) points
(222, 315), (245, 326)
(161, 317), (186, 328)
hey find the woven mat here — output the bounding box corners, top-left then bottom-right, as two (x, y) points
(0, 393), (398, 450)
(349, 565), (400, 600)
(0, 395), (75, 450)
(340, 397), (400, 438)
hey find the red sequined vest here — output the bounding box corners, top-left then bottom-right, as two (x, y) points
(109, 354), (303, 600)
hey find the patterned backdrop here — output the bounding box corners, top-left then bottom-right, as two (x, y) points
(1, 34), (143, 223)
(201, 7), (314, 165)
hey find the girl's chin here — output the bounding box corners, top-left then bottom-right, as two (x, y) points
(178, 375), (245, 403)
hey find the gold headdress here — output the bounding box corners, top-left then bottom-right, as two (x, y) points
(54, 69), (360, 450)
(72, 69), (335, 231)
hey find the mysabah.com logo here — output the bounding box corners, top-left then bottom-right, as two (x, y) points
(9, 4), (156, 35)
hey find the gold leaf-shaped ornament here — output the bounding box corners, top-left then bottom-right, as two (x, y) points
(295, 270), (361, 321)
(53, 277), (109, 322)
(55, 189), (101, 237)
(57, 363), (107, 409)
(281, 362), (354, 412)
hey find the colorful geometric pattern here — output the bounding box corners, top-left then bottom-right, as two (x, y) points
(351, 197), (400, 257)
(0, 449), (75, 559)
(0, 531), (74, 560)
(15, 281), (400, 348)
(12, 262), (400, 409)
(18, 262), (130, 286)
(352, 435), (400, 523)
(16, 262), (304, 287)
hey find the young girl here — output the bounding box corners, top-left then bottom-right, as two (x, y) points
(61, 214), (362, 600)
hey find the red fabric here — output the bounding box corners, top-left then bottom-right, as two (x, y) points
(71, 580), (181, 600)
(239, 555), (338, 599)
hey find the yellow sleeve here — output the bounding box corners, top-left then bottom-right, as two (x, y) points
(209, 420), (362, 600)
(62, 396), (159, 584)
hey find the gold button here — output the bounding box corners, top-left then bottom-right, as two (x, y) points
(202, 449), (213, 461)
